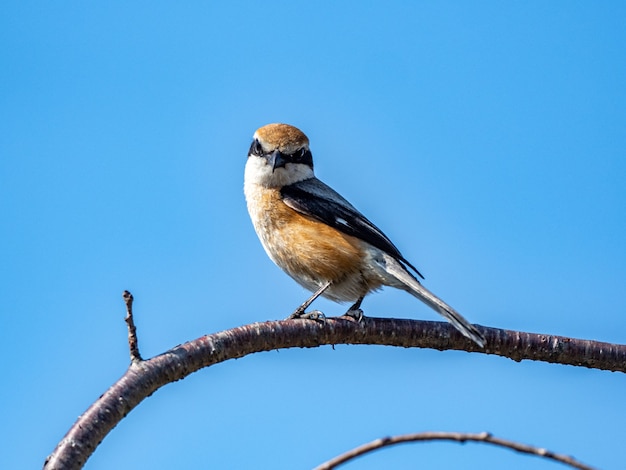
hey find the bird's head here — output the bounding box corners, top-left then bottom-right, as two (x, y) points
(245, 123), (314, 187)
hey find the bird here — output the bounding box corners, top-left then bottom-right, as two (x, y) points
(244, 123), (485, 347)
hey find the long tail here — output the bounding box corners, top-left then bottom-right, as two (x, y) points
(380, 253), (486, 347)
(406, 279), (486, 348)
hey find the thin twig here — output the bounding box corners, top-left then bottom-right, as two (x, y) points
(313, 431), (597, 470)
(122, 290), (142, 363)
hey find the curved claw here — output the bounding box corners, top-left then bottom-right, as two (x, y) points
(342, 308), (364, 322)
(288, 310), (326, 323)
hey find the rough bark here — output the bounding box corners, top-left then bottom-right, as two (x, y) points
(44, 317), (626, 469)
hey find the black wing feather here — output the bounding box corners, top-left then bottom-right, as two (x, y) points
(281, 180), (424, 279)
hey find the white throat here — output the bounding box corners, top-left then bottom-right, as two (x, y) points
(244, 156), (314, 188)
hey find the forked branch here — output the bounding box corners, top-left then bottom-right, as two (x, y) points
(44, 292), (626, 469)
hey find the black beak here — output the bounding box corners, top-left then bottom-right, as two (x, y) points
(269, 149), (287, 172)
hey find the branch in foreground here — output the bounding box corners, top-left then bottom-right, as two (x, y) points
(313, 431), (597, 470)
(44, 315), (626, 469)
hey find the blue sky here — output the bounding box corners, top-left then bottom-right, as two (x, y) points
(1, 2), (625, 469)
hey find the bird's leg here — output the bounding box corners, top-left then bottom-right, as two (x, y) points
(343, 296), (364, 322)
(288, 281), (332, 321)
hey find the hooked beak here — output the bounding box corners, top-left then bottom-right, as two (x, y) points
(269, 149), (287, 172)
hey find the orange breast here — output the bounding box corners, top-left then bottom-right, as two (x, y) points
(253, 188), (365, 283)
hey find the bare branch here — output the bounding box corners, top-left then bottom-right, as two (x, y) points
(313, 431), (597, 470)
(122, 290), (142, 363)
(44, 312), (626, 469)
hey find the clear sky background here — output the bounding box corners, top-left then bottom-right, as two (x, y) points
(1, 2), (625, 469)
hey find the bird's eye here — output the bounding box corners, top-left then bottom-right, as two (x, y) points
(249, 139), (264, 157)
(294, 148), (306, 162)
(292, 147), (312, 167)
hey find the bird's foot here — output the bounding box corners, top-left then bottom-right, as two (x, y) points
(342, 308), (364, 322)
(287, 309), (326, 322)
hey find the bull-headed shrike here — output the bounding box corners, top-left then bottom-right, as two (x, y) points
(244, 123), (485, 347)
